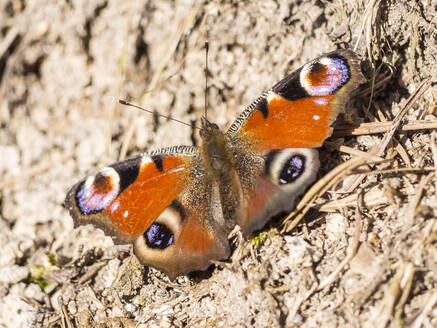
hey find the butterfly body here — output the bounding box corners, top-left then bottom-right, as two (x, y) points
(65, 50), (365, 279)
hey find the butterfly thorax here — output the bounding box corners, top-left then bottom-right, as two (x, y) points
(199, 117), (245, 226)
(200, 118), (235, 179)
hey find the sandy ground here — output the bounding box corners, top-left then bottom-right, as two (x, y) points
(0, 0), (436, 327)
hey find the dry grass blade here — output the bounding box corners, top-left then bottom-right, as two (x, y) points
(412, 288), (437, 328)
(317, 166), (434, 212)
(377, 80), (431, 154)
(431, 131), (437, 191)
(342, 79), (431, 192)
(281, 157), (368, 233)
(287, 190), (366, 321)
(354, 63), (395, 98)
(354, 0), (379, 55)
(58, 296), (73, 328)
(317, 185), (388, 212)
(394, 263), (415, 324)
(333, 120), (437, 136)
(407, 172), (434, 223)
(77, 262), (107, 285)
(0, 26), (19, 60)
(370, 267), (402, 328)
(287, 284), (318, 323)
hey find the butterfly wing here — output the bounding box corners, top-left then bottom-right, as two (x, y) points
(227, 50), (364, 150)
(133, 179), (231, 279)
(227, 50), (365, 235)
(65, 146), (230, 279)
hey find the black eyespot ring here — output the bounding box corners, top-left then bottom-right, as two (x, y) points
(278, 155), (305, 185)
(144, 223), (174, 249)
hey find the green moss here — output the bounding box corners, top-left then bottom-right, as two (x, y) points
(45, 252), (57, 266)
(28, 265), (50, 290)
(250, 229), (278, 247)
(251, 231), (268, 247)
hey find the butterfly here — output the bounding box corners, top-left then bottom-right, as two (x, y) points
(65, 49), (365, 279)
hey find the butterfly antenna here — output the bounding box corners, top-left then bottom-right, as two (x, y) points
(204, 40), (209, 121)
(118, 100), (200, 130)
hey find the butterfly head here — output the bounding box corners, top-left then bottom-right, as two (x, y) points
(199, 117), (220, 138)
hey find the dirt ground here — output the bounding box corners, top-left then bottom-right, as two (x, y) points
(0, 0), (436, 327)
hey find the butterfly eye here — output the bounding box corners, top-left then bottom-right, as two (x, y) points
(278, 155), (305, 185)
(144, 223), (175, 249)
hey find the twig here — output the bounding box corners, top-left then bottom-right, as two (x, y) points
(407, 172), (434, 223)
(342, 79), (431, 192)
(58, 296), (73, 328)
(430, 131), (437, 193)
(355, 166), (436, 175)
(76, 261), (107, 285)
(333, 120), (437, 136)
(317, 185), (387, 212)
(325, 142), (384, 161)
(0, 26), (19, 60)
(282, 157), (368, 233)
(412, 288), (437, 328)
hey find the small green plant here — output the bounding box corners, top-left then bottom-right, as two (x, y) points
(45, 252), (57, 266)
(28, 265), (50, 290)
(251, 231), (268, 247)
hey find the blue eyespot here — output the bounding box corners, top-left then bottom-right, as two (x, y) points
(279, 155), (305, 185)
(145, 223), (174, 249)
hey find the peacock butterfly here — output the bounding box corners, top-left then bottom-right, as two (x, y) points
(65, 49), (365, 279)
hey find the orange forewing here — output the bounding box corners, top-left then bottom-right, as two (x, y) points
(103, 156), (188, 239)
(241, 95), (335, 150)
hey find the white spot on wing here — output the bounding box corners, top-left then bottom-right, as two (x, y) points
(300, 61), (314, 95)
(313, 115), (320, 120)
(314, 97), (329, 105)
(319, 57), (334, 67)
(82, 167), (120, 196)
(100, 167), (120, 186)
(83, 175), (95, 192)
(141, 154), (153, 167)
(110, 200), (120, 212)
(266, 91), (278, 103)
